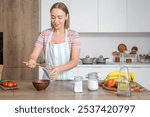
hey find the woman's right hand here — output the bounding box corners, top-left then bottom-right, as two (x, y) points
(26, 59), (36, 68)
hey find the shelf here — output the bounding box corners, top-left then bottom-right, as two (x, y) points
(78, 62), (150, 68)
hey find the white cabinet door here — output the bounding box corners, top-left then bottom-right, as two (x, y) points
(77, 67), (120, 80)
(70, 0), (98, 32)
(40, 0), (70, 32)
(99, 0), (126, 32)
(40, 0), (150, 32)
(127, 0), (150, 32)
(129, 68), (150, 91)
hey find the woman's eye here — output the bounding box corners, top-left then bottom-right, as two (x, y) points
(51, 17), (55, 20)
(58, 17), (62, 19)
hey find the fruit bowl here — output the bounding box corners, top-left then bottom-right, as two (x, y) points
(102, 83), (117, 91)
(32, 80), (50, 91)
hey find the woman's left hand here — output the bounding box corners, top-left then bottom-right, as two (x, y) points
(50, 67), (60, 79)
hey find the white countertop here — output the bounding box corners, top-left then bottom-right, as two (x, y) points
(78, 62), (150, 68)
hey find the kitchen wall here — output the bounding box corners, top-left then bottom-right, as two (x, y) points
(79, 33), (150, 62)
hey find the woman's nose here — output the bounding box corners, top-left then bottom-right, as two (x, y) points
(54, 18), (58, 23)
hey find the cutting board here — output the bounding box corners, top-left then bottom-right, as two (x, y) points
(0, 85), (19, 90)
(102, 82), (145, 92)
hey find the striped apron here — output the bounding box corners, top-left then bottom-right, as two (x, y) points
(41, 30), (76, 80)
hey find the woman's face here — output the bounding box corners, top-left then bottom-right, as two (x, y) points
(51, 8), (68, 30)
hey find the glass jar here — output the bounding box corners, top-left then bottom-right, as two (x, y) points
(88, 77), (99, 91)
(87, 72), (99, 91)
(114, 56), (120, 62)
(74, 76), (83, 93)
(126, 56), (132, 63)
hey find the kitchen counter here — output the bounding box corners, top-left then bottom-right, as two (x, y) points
(0, 81), (150, 100)
(78, 62), (150, 68)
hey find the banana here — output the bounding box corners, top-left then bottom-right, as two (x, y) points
(106, 71), (136, 82)
(108, 71), (125, 76)
(104, 76), (125, 84)
(129, 73), (136, 81)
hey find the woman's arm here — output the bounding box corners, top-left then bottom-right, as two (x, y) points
(50, 48), (80, 78)
(26, 46), (43, 68)
(59, 48), (80, 71)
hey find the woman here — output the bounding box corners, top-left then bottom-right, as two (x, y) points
(26, 2), (80, 80)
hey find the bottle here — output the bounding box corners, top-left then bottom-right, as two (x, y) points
(117, 66), (131, 96)
(74, 76), (83, 93)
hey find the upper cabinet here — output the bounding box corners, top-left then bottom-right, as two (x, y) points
(40, 0), (70, 32)
(70, 0), (98, 32)
(127, 0), (150, 32)
(99, 0), (126, 32)
(40, 0), (150, 32)
(70, 0), (127, 32)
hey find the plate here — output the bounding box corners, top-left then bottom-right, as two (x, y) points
(118, 43), (127, 53)
(102, 84), (117, 91)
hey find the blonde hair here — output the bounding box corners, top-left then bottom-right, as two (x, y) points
(50, 2), (70, 29)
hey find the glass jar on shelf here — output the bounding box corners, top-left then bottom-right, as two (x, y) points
(139, 54), (145, 63)
(112, 51), (120, 63)
(125, 54), (132, 63)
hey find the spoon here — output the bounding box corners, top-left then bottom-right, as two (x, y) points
(23, 61), (51, 68)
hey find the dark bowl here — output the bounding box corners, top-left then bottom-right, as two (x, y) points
(32, 80), (50, 91)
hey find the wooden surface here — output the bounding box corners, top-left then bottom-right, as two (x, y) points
(0, 0), (3, 32)
(1, 0), (39, 80)
(2, 67), (38, 80)
(0, 81), (150, 100)
(3, 0), (39, 67)
(0, 65), (3, 80)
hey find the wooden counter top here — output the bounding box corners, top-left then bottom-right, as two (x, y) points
(0, 81), (150, 100)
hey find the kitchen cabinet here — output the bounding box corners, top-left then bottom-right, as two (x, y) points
(40, 0), (125, 32)
(77, 65), (150, 91)
(40, 0), (150, 32)
(77, 67), (120, 80)
(40, 0), (70, 32)
(127, 0), (150, 32)
(2, 0), (39, 80)
(40, 0), (98, 32)
(38, 63), (150, 91)
(128, 68), (150, 91)
(70, 0), (126, 32)
(99, 0), (150, 32)
(99, 0), (126, 32)
(0, 0), (3, 32)
(38, 65), (119, 80)
(70, 0), (98, 32)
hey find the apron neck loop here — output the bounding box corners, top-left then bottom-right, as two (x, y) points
(49, 29), (68, 42)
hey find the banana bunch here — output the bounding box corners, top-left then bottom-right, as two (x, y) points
(104, 71), (136, 84)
